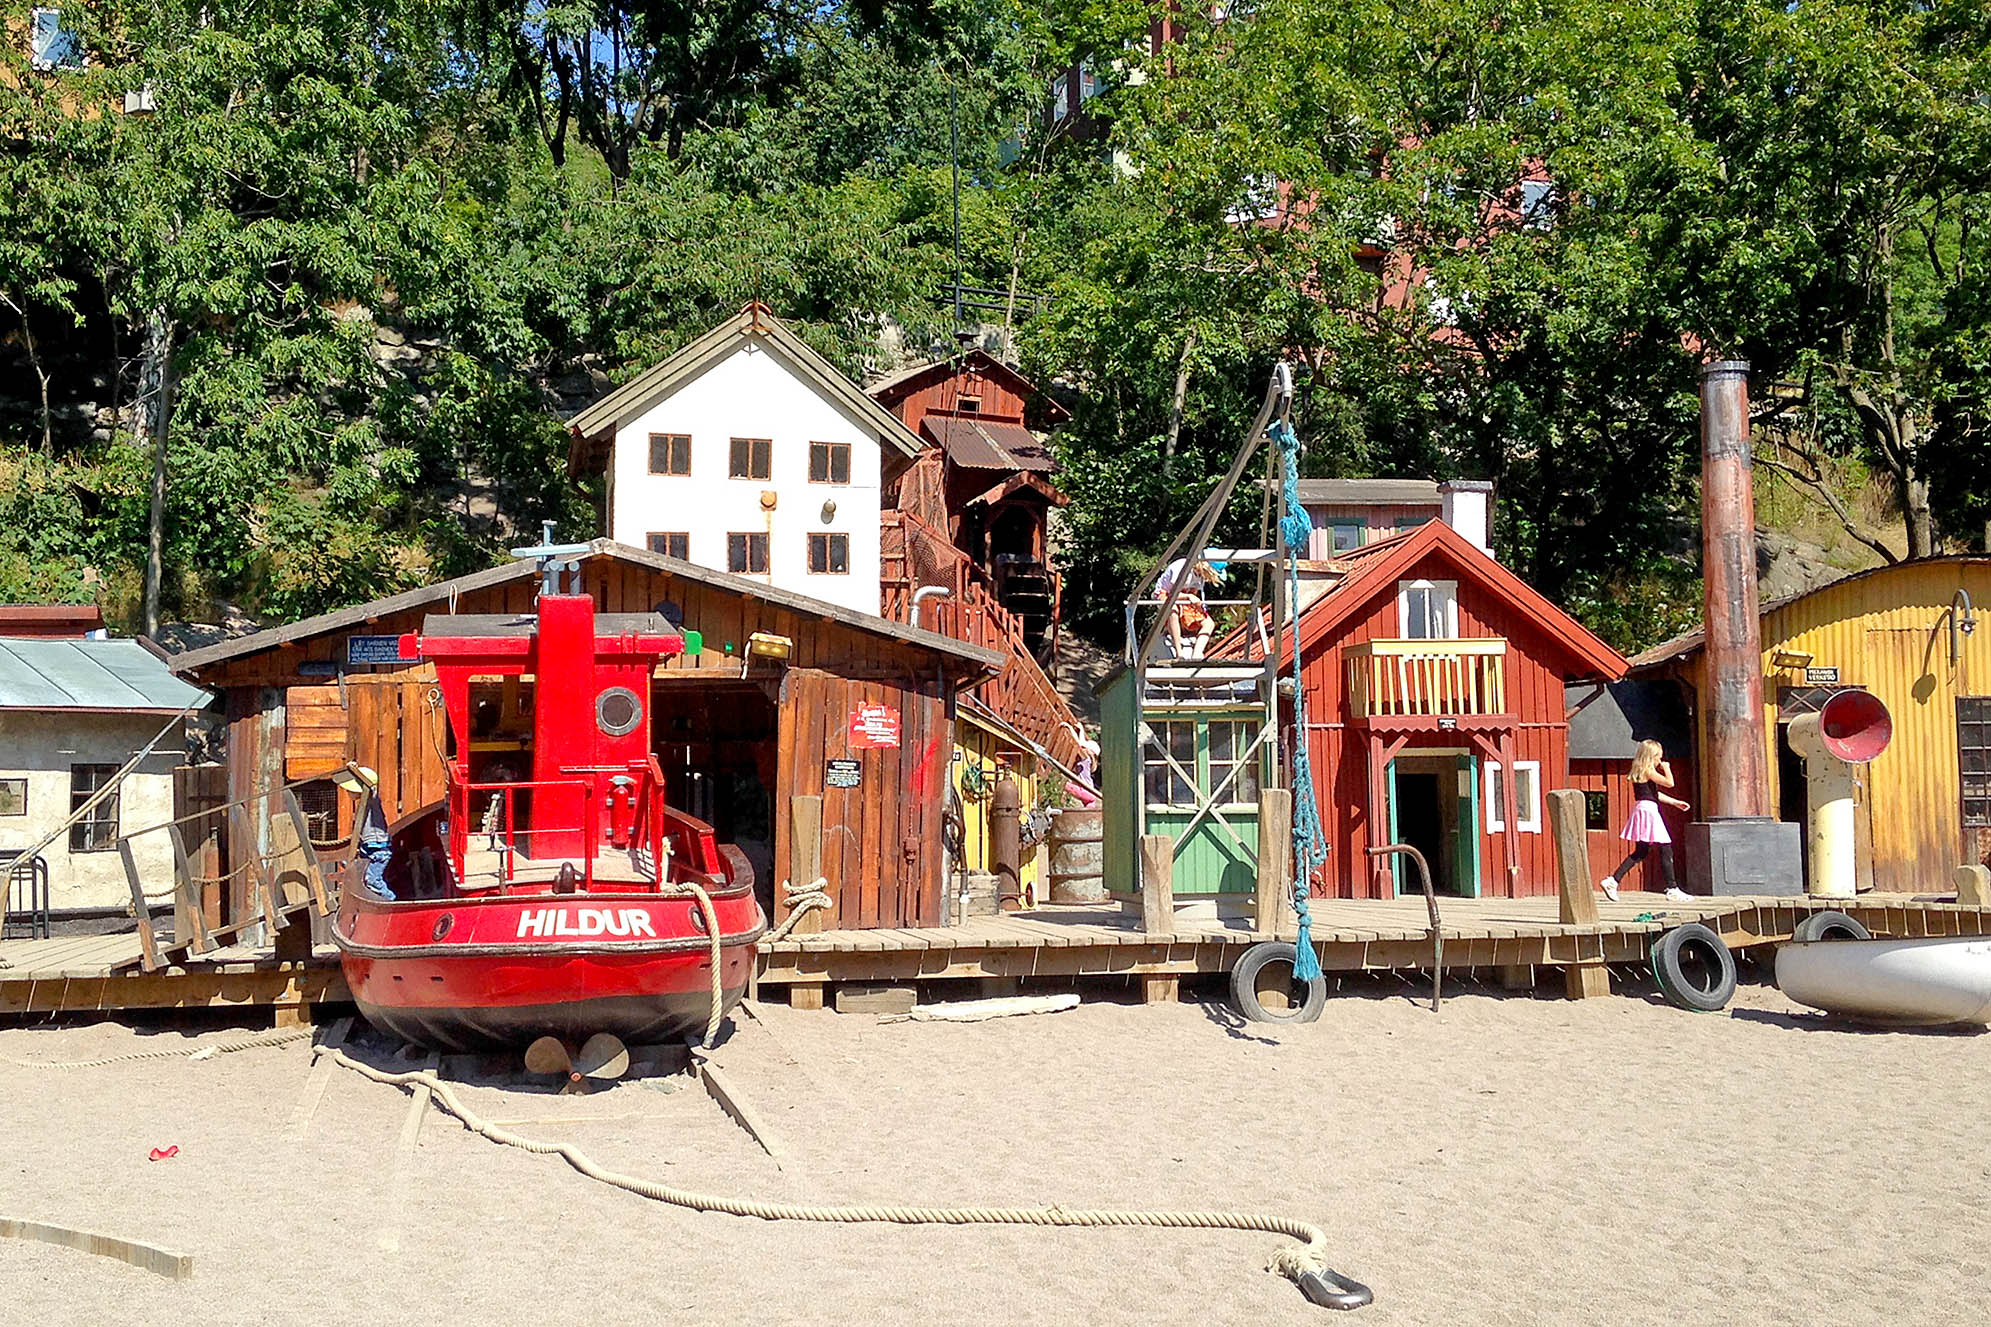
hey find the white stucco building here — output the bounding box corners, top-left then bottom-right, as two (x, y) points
(0, 638), (209, 914)
(567, 304), (924, 617)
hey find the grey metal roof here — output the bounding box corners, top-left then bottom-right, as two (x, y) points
(1292, 479), (1443, 505)
(0, 638), (211, 712)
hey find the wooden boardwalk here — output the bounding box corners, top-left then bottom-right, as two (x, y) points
(760, 892), (1991, 1002)
(7, 892), (1990, 1017)
(0, 931), (344, 1020)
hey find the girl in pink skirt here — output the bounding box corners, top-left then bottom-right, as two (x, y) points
(1600, 740), (1692, 902)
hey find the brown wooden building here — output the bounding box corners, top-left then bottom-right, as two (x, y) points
(167, 542), (1002, 933)
(870, 349), (1069, 657)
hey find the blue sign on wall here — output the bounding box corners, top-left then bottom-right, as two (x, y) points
(346, 634), (414, 665)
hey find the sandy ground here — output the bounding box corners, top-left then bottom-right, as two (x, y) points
(2, 973), (1988, 1327)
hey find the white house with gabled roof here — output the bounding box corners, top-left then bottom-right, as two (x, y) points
(566, 303), (925, 617)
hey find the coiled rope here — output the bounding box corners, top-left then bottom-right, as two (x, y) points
(1271, 419), (1327, 982)
(318, 1042), (1351, 1307)
(0, 1026), (312, 1070)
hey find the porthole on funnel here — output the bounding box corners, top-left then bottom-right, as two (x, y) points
(596, 686), (643, 737)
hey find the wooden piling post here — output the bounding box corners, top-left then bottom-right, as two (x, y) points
(1956, 864), (1990, 906)
(1254, 789), (1295, 939)
(789, 795), (826, 935)
(1548, 789), (1609, 999)
(1140, 834), (1174, 939)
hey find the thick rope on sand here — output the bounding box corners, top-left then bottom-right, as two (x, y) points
(319, 1043), (1350, 1307)
(0, 1026), (311, 1070)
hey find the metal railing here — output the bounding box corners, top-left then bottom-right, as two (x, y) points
(2, 852), (50, 941)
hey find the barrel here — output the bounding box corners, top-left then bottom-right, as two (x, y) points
(1047, 808), (1107, 903)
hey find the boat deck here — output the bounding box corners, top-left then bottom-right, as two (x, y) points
(7, 891), (1989, 1018)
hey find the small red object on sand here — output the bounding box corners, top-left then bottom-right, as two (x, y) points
(147, 1146), (178, 1161)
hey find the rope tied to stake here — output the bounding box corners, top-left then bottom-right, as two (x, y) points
(1271, 419), (1326, 983)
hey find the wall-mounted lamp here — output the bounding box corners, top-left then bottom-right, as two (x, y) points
(1948, 588), (1978, 665)
(821, 498), (837, 522)
(760, 490), (778, 511)
(1770, 649), (1814, 671)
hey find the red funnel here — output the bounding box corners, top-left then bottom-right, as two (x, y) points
(1818, 690), (1891, 764)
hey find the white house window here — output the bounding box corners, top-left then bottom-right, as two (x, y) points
(30, 7), (85, 71)
(1326, 520), (1364, 553)
(1397, 579), (1458, 640)
(1049, 73), (1071, 121)
(69, 764), (120, 852)
(1078, 65), (1100, 102)
(1484, 762), (1542, 834)
(0, 778), (26, 816)
(647, 531), (689, 560)
(729, 437), (772, 481)
(806, 533), (848, 575)
(1519, 179), (1556, 230)
(808, 441), (850, 484)
(648, 432), (691, 476)
(727, 532), (769, 574)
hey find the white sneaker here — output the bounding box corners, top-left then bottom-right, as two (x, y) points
(1599, 877), (1620, 902)
(1664, 887), (1693, 902)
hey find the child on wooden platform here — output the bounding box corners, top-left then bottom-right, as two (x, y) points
(1600, 739), (1692, 903)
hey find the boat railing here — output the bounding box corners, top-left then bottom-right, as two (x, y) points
(454, 776), (602, 893)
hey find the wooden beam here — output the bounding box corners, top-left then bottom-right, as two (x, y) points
(790, 794), (826, 934)
(1255, 788), (1295, 939)
(1140, 834), (1174, 938)
(1548, 788), (1608, 998)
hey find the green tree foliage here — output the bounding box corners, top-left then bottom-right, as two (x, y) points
(4, 0), (1990, 655)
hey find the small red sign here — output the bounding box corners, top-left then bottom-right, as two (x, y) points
(848, 702), (901, 749)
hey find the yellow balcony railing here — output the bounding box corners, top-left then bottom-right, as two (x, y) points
(1346, 638), (1508, 718)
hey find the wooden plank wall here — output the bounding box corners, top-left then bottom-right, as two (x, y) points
(171, 765), (229, 929)
(1298, 546), (1578, 899)
(1567, 759), (1695, 891)
(193, 555), (974, 930)
(772, 669), (949, 930)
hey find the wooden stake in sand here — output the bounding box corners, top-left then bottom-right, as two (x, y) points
(284, 1017), (353, 1142)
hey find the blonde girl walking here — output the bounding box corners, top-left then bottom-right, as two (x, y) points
(1600, 739), (1692, 902)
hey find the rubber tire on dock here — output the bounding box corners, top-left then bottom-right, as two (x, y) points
(1792, 910), (1871, 943)
(1649, 923), (1737, 1013)
(1230, 941), (1327, 1024)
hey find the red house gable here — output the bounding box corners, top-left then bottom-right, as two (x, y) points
(1270, 518), (1628, 901)
(1288, 518), (1626, 682)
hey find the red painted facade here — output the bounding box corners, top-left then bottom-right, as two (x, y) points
(1279, 521), (1629, 899)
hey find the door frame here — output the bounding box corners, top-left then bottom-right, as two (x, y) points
(1385, 749), (1480, 898)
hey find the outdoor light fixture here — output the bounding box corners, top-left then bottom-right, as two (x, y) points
(821, 498), (837, 522)
(1770, 649), (1814, 670)
(1948, 588), (1978, 665)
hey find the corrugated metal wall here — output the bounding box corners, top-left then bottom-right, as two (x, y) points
(1668, 560), (1991, 894)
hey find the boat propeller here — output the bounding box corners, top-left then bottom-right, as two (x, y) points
(524, 1032), (631, 1094)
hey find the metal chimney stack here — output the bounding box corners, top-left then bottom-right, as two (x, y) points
(1686, 360), (1803, 894)
(1699, 362), (1770, 817)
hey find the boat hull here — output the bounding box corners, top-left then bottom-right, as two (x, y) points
(335, 887), (766, 1052)
(1776, 937), (1991, 1027)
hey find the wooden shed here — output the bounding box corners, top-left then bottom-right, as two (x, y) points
(167, 541), (1002, 933)
(1630, 557), (1991, 894)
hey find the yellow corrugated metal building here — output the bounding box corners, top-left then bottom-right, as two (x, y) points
(1633, 557), (1991, 893)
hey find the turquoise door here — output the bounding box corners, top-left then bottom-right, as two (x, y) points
(1385, 754), (1481, 897)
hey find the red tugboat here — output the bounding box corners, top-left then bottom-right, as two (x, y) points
(333, 536), (766, 1056)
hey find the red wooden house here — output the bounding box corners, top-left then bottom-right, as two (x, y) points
(870, 350), (1070, 658)
(1278, 519), (1629, 898)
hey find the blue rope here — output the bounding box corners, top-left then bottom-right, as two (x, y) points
(1270, 419), (1325, 982)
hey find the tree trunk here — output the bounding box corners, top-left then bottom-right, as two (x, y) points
(2, 293), (55, 454)
(142, 312), (176, 639)
(1903, 467), (1933, 560)
(1162, 328), (1196, 482)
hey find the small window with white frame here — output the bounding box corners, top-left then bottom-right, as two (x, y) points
(30, 7), (85, 71)
(1397, 579), (1458, 640)
(1484, 761), (1542, 833)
